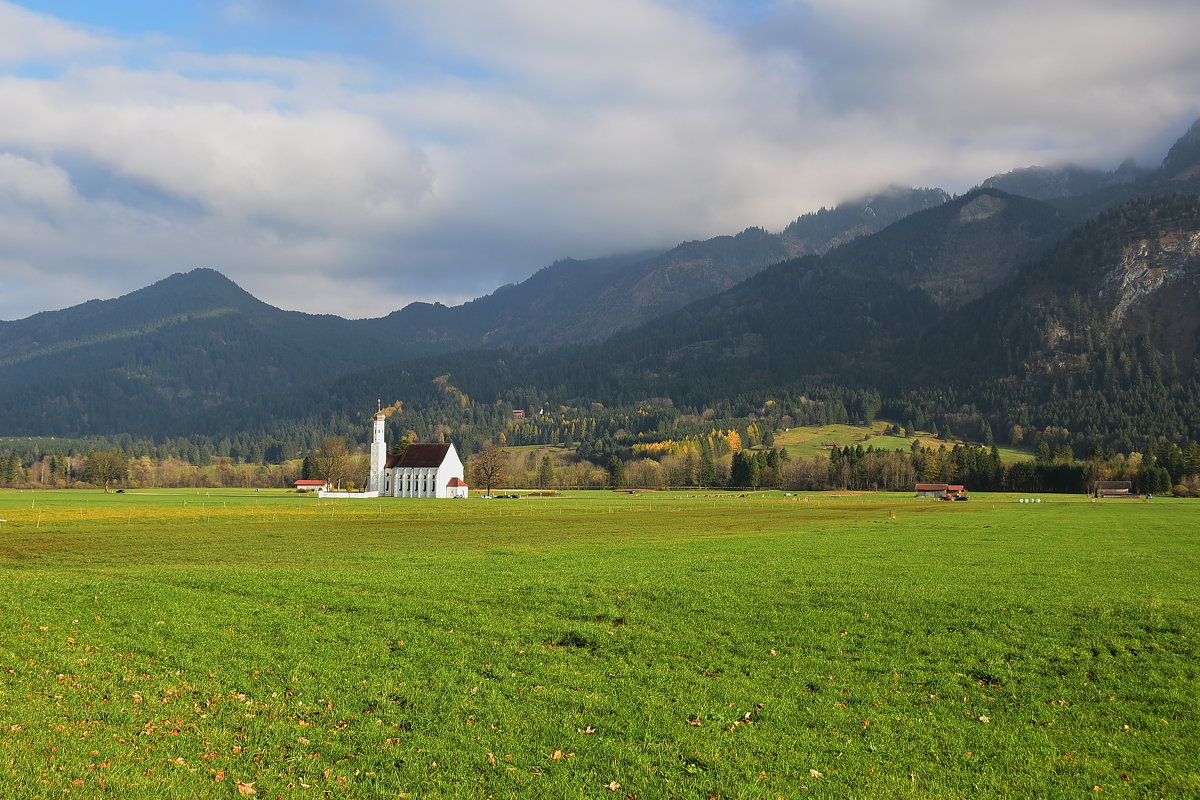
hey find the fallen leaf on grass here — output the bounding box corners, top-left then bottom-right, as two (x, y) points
(236, 781), (256, 796)
(687, 719), (703, 727)
(810, 769), (823, 778)
(551, 750), (564, 761)
(486, 753), (496, 765)
(579, 726), (597, 734)
(979, 716), (990, 723)
(605, 781), (621, 790)
(297, 737), (310, 745)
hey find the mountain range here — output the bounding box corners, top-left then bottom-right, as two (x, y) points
(2, 117), (1200, 454)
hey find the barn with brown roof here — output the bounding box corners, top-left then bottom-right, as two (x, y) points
(914, 483), (968, 500)
(1093, 480), (1133, 498)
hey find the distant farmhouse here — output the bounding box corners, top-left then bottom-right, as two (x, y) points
(1093, 480), (1133, 498)
(915, 483), (968, 500)
(294, 479), (328, 492)
(367, 412), (468, 498)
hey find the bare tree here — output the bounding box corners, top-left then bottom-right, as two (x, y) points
(470, 445), (507, 497)
(314, 436), (353, 490)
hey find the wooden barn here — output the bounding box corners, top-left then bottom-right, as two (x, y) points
(915, 483), (968, 500)
(1093, 480), (1133, 498)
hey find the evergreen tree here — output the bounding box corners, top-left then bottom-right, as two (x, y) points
(605, 455), (625, 489)
(730, 450), (761, 488)
(699, 451), (717, 487)
(0, 452), (19, 486)
(537, 455), (555, 489)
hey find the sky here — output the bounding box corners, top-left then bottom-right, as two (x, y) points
(1, 0), (1198, 321)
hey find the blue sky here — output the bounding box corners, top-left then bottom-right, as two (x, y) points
(2, 0), (1199, 320)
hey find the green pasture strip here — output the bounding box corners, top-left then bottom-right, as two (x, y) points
(770, 422), (1033, 462)
(0, 490), (1196, 798)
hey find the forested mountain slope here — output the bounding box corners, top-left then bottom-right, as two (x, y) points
(311, 192), (1200, 457)
(2, 120), (1199, 451)
(0, 269), (405, 436)
(0, 190), (954, 436)
(365, 187), (951, 348)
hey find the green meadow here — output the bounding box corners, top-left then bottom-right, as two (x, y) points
(0, 489), (1196, 799)
(770, 422), (1033, 463)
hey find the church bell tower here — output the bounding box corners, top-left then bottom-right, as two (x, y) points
(368, 406), (387, 493)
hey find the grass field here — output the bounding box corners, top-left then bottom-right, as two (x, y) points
(771, 422), (1033, 463)
(1, 489), (1196, 798)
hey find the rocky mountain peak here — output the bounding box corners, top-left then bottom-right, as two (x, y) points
(1161, 117), (1200, 179)
(1103, 230), (1200, 325)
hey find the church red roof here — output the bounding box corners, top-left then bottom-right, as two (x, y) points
(385, 443), (452, 469)
(446, 477), (467, 487)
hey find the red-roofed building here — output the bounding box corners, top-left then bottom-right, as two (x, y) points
(294, 479), (328, 492)
(446, 476), (469, 499)
(914, 483), (968, 500)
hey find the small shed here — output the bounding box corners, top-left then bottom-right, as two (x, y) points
(915, 483), (948, 499)
(294, 479), (328, 492)
(1094, 480), (1133, 498)
(446, 476), (469, 499)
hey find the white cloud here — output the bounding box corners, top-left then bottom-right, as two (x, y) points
(0, 153), (77, 210)
(0, 1), (114, 62)
(1, 0), (1200, 322)
(756, 0), (1200, 167)
(0, 70), (434, 251)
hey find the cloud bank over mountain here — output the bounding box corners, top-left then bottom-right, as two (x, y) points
(1, 0), (1198, 320)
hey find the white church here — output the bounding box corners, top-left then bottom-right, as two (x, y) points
(366, 411), (469, 498)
